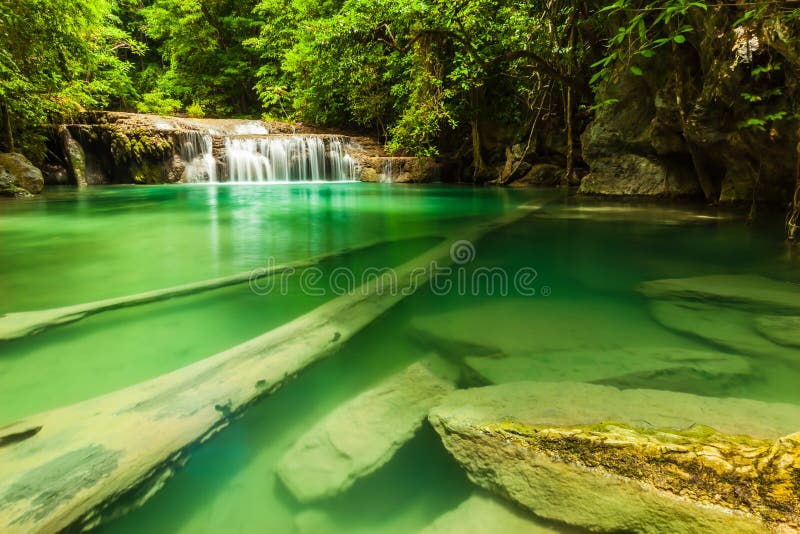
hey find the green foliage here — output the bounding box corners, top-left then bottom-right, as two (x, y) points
(136, 92), (182, 116)
(737, 112), (793, 132)
(246, 0), (596, 156)
(140, 0), (262, 116)
(0, 0), (143, 158)
(591, 0), (705, 88)
(187, 102), (206, 118)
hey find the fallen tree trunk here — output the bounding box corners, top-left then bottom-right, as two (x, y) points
(0, 199), (549, 533)
(0, 237), (434, 343)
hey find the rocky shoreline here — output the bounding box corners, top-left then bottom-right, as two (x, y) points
(0, 107), (797, 233)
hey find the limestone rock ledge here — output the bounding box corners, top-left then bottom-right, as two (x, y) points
(357, 155), (439, 183)
(428, 382), (800, 533)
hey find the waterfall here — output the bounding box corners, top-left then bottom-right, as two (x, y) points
(381, 159), (396, 183)
(329, 139), (355, 181)
(177, 131), (356, 183)
(179, 132), (217, 183)
(223, 136), (355, 182)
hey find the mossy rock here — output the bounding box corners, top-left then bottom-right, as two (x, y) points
(101, 125), (173, 165)
(0, 153), (44, 197)
(429, 382), (800, 533)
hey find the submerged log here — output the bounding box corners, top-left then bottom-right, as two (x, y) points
(0, 200), (549, 533)
(429, 382), (800, 533)
(0, 237), (433, 343)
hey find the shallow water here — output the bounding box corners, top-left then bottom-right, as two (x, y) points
(1, 184), (799, 533)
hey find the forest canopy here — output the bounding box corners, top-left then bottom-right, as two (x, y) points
(1, 0), (799, 167)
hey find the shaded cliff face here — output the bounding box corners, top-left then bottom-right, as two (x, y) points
(50, 112), (436, 186)
(580, 11), (798, 206)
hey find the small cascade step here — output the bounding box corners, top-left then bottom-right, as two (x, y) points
(221, 135), (355, 182)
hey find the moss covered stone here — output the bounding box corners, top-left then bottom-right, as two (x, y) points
(429, 382), (800, 533)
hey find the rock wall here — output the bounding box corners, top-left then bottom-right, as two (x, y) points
(579, 13), (798, 204)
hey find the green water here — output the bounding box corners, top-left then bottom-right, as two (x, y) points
(1, 184), (799, 533)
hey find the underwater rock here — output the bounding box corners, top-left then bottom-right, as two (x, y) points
(419, 492), (562, 534)
(0, 153), (44, 197)
(648, 300), (788, 357)
(294, 509), (337, 534)
(638, 274), (800, 313)
(754, 316), (800, 349)
(464, 347), (750, 394)
(277, 358), (457, 502)
(429, 382), (800, 533)
(410, 300), (673, 360)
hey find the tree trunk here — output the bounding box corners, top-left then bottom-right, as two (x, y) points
(471, 87), (486, 181)
(564, 85), (575, 186)
(563, 11), (577, 186)
(789, 127), (800, 241)
(1, 101), (14, 153)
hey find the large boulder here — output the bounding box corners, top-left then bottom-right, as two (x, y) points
(0, 153), (44, 197)
(579, 58), (699, 199)
(429, 382), (800, 533)
(578, 154), (699, 197)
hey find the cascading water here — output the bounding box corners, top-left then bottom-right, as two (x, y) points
(178, 132), (217, 183)
(381, 159), (396, 183)
(224, 136), (356, 183)
(175, 127), (356, 183)
(329, 139), (355, 182)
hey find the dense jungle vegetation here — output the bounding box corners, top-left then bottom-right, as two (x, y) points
(1, 0), (800, 234)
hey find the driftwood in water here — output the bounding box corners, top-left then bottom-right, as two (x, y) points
(0, 237), (432, 343)
(0, 200), (547, 533)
